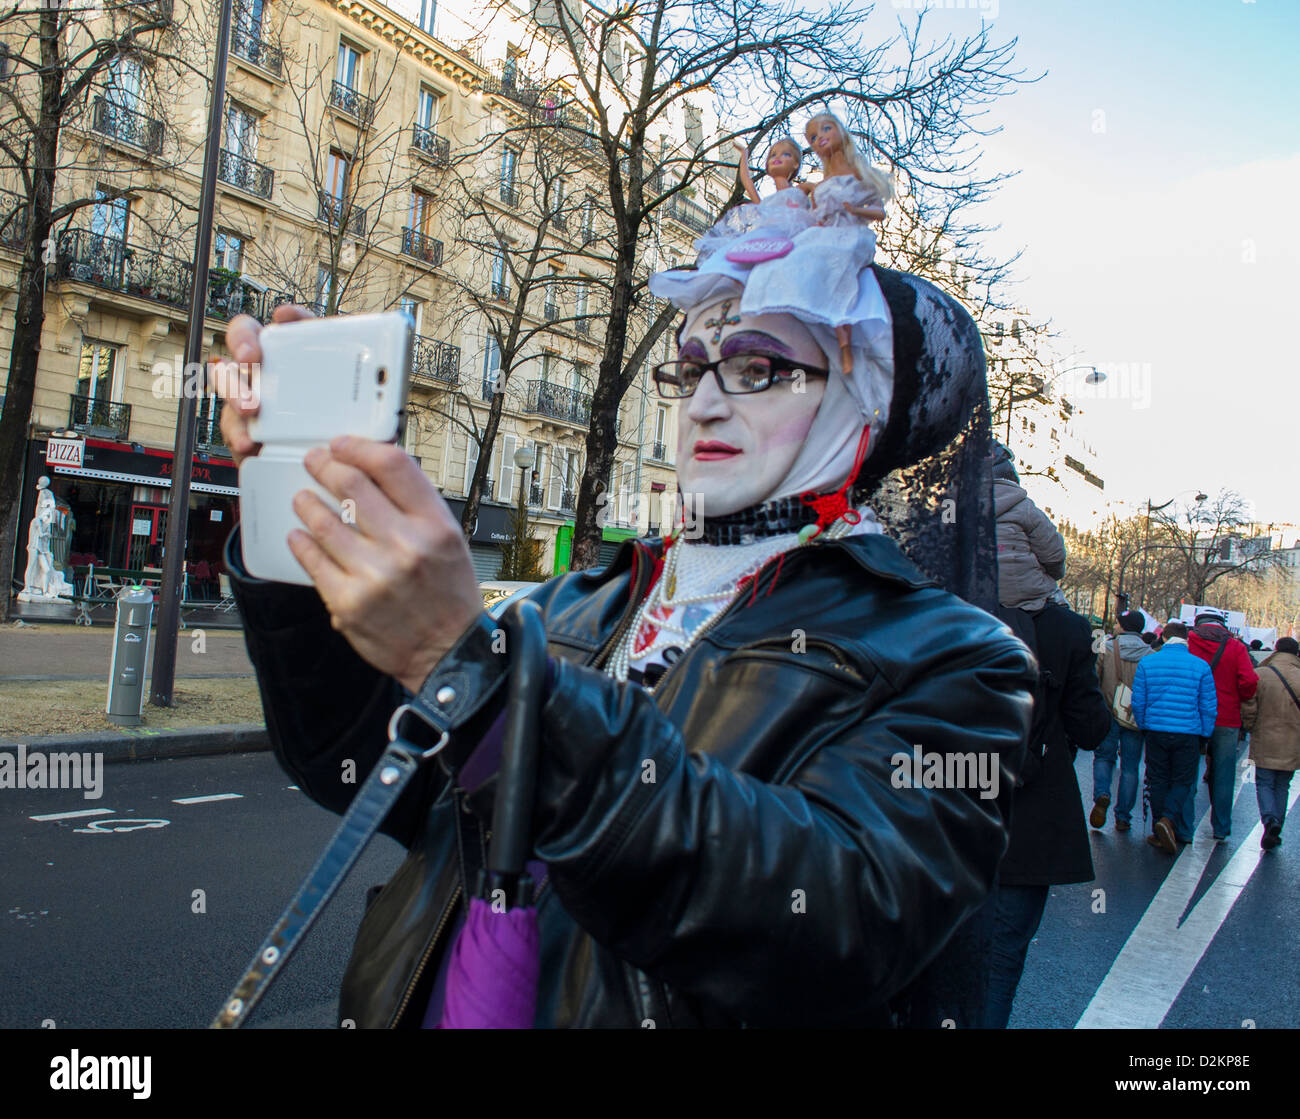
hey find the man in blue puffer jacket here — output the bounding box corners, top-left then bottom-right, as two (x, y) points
(1132, 621), (1218, 853)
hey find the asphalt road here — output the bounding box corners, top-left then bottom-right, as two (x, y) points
(2, 746), (1295, 1029)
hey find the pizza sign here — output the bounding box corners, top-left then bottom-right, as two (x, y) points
(46, 437), (85, 469)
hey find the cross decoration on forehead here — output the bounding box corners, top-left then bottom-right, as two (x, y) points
(703, 300), (741, 343)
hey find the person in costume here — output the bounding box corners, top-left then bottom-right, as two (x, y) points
(211, 221), (1032, 1026)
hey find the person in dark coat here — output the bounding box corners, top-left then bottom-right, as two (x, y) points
(982, 599), (1112, 1027)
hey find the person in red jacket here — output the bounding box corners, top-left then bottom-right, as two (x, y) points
(1183, 612), (1259, 841)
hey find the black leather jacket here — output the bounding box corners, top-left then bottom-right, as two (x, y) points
(229, 528), (1034, 1028)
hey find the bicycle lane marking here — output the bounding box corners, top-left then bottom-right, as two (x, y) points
(1076, 768), (1300, 1029)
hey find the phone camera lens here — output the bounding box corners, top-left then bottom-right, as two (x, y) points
(376, 367), (388, 384)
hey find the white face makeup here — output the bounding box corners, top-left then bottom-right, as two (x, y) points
(674, 299), (829, 519)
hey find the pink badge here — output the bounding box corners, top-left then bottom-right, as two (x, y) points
(725, 237), (793, 264)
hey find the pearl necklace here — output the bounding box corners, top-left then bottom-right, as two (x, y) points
(606, 516), (856, 684)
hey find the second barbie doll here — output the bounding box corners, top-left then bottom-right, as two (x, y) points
(739, 112), (893, 376)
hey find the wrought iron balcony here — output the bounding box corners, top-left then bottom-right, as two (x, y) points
(68, 393), (131, 440)
(0, 187), (28, 248)
(317, 190), (366, 236)
(401, 227), (443, 267)
(652, 439), (667, 461)
(665, 195), (712, 234)
(551, 212), (568, 231)
(490, 279), (510, 301)
(218, 148), (274, 200)
(411, 124), (450, 166)
(525, 379), (591, 427)
(543, 302), (558, 322)
(91, 96), (163, 155)
(499, 183), (519, 207)
(231, 25), (284, 76)
(411, 335), (459, 388)
(196, 397), (226, 450)
(560, 487), (576, 514)
(54, 228), (284, 322)
(481, 62), (547, 110)
(329, 80), (375, 123)
(575, 317), (590, 336)
(528, 480), (543, 506)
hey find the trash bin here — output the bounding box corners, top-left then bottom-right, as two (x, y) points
(107, 585), (154, 726)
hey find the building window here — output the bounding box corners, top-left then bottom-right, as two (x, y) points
(482, 334), (501, 397)
(224, 101), (259, 163)
(490, 249), (509, 299)
(316, 265), (336, 311)
(580, 198), (594, 241)
(575, 279), (588, 318)
(106, 56), (143, 112)
(77, 343), (119, 403)
(417, 0), (436, 34)
(336, 42), (362, 89)
(214, 229), (244, 271)
(417, 86), (441, 129)
(398, 297), (422, 333)
(326, 149), (350, 203)
(90, 187), (130, 242)
(540, 352), (555, 383)
(409, 189), (433, 234)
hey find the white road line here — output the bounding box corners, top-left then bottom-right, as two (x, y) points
(1076, 766), (1300, 1029)
(172, 793), (244, 805)
(29, 808), (114, 822)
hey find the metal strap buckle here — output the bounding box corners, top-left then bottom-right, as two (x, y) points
(387, 702), (451, 759)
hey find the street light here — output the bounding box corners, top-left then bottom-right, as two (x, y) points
(1137, 490), (1207, 606)
(1002, 364), (1106, 442)
(512, 445), (536, 573)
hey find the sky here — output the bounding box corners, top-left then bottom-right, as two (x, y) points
(854, 0), (1299, 526)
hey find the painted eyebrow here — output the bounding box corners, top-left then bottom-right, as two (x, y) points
(719, 331), (795, 358)
(677, 338), (708, 358)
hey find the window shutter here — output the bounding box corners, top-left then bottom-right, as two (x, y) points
(499, 434), (517, 501)
(463, 435), (479, 494)
(547, 447), (564, 508)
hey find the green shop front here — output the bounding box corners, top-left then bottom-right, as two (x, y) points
(552, 523), (640, 576)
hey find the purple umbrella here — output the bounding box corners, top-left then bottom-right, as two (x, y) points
(439, 599), (547, 1030)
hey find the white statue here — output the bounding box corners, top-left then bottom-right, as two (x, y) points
(17, 477), (75, 603)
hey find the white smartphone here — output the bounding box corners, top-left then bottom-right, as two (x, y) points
(239, 311), (413, 585)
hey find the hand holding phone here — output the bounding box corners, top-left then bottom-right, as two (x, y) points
(236, 311), (413, 584)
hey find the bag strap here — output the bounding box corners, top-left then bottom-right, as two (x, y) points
(210, 709), (449, 1029)
(1209, 640), (1228, 672)
(1268, 664), (1300, 715)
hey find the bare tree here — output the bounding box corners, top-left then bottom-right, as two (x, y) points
(465, 0), (1029, 569)
(1150, 490), (1280, 609)
(0, 0), (212, 615)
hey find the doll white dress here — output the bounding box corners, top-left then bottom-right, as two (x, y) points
(694, 185), (814, 260)
(738, 174), (887, 331)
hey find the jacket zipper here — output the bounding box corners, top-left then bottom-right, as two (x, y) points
(388, 882), (462, 1029)
(591, 542), (654, 671)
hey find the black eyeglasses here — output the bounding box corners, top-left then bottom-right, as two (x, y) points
(652, 354), (829, 398)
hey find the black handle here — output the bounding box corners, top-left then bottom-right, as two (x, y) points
(486, 598), (548, 892)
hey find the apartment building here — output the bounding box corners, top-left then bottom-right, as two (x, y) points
(1, 0), (718, 590)
(984, 312), (1110, 532)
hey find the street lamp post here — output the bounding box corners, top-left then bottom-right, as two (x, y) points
(512, 445), (536, 576)
(1139, 491), (1207, 607)
(151, 0), (235, 707)
(1002, 364), (1105, 446)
